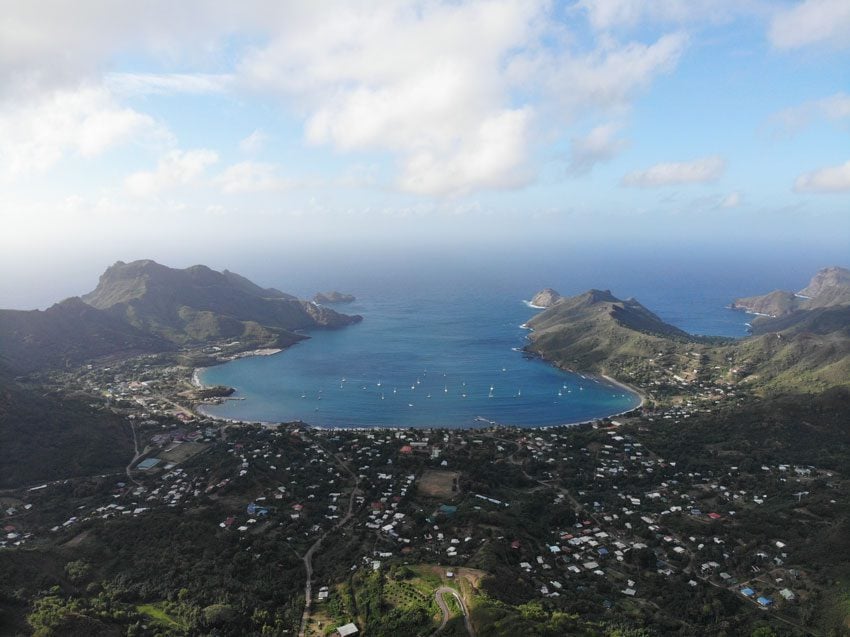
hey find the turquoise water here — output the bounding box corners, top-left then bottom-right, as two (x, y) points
(198, 251), (813, 428)
(199, 294), (640, 428)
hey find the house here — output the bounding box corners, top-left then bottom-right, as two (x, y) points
(336, 623), (359, 637)
(757, 596), (773, 607)
(740, 588), (755, 597)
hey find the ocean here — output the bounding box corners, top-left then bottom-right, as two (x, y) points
(197, 247), (823, 428)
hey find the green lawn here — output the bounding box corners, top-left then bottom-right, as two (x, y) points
(136, 602), (187, 630)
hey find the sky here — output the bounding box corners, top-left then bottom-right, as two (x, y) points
(1, 0), (849, 308)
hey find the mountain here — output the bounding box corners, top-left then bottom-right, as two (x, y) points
(525, 289), (696, 375)
(0, 297), (171, 373)
(313, 291), (356, 304)
(733, 304), (850, 390)
(730, 289), (798, 318)
(731, 266), (850, 318)
(80, 260), (361, 346)
(527, 268), (850, 394)
(0, 260), (362, 373)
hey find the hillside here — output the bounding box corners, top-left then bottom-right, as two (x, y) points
(0, 366), (134, 488)
(0, 297), (171, 373)
(0, 260), (362, 374)
(524, 289), (700, 379)
(733, 304), (850, 391)
(313, 291), (356, 304)
(527, 269), (850, 394)
(731, 265), (850, 318)
(82, 260), (361, 346)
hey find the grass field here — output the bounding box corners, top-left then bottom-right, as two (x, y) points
(418, 470), (460, 499)
(136, 602), (187, 630)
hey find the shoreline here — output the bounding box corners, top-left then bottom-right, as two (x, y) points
(600, 374), (647, 411)
(190, 309), (646, 432)
(191, 368), (645, 432)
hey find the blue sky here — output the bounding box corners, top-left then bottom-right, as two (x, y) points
(1, 0), (849, 306)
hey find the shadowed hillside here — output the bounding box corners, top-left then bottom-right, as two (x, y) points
(0, 298), (172, 373)
(0, 366), (134, 488)
(0, 260), (362, 373)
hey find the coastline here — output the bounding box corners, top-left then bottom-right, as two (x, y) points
(191, 367), (645, 432)
(190, 308), (645, 431)
(191, 346), (286, 415)
(600, 374), (647, 411)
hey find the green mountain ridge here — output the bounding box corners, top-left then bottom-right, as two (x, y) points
(0, 297), (172, 373)
(0, 260), (362, 373)
(526, 269), (850, 393)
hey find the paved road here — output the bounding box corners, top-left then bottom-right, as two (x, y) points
(431, 586), (474, 637)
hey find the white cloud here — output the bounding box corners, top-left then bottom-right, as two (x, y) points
(218, 161), (290, 194)
(623, 156), (725, 187)
(0, 85), (160, 180)
(239, 129), (268, 154)
(0, 2), (278, 94)
(577, 0), (758, 31)
(509, 32), (687, 119)
(397, 108), (534, 196)
(770, 0), (850, 50)
(771, 92), (850, 134)
(567, 123), (628, 175)
(239, 1), (543, 196)
(0, 1), (695, 198)
(105, 72), (232, 97)
(235, 2), (688, 196)
(125, 149), (219, 197)
(794, 160), (850, 192)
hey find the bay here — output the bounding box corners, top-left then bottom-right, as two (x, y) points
(198, 249), (813, 428)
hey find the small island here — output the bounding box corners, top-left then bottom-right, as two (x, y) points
(529, 288), (562, 308)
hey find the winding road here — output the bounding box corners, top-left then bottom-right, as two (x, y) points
(298, 438), (362, 637)
(432, 586), (475, 637)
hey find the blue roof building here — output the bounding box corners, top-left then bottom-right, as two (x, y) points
(740, 588), (755, 597)
(757, 596), (773, 607)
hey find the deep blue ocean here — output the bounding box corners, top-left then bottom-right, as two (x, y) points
(198, 248), (823, 428)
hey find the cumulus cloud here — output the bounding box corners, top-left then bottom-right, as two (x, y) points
(0, 1), (694, 197)
(125, 149), (219, 197)
(218, 161), (290, 194)
(770, 0), (850, 50)
(794, 160), (850, 192)
(567, 123), (628, 175)
(623, 156), (725, 187)
(236, 2), (688, 196)
(0, 85), (160, 181)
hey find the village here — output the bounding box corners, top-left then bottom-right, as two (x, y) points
(1, 346), (843, 635)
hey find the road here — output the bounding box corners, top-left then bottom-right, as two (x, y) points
(125, 420), (144, 487)
(431, 586), (474, 637)
(298, 439), (361, 637)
